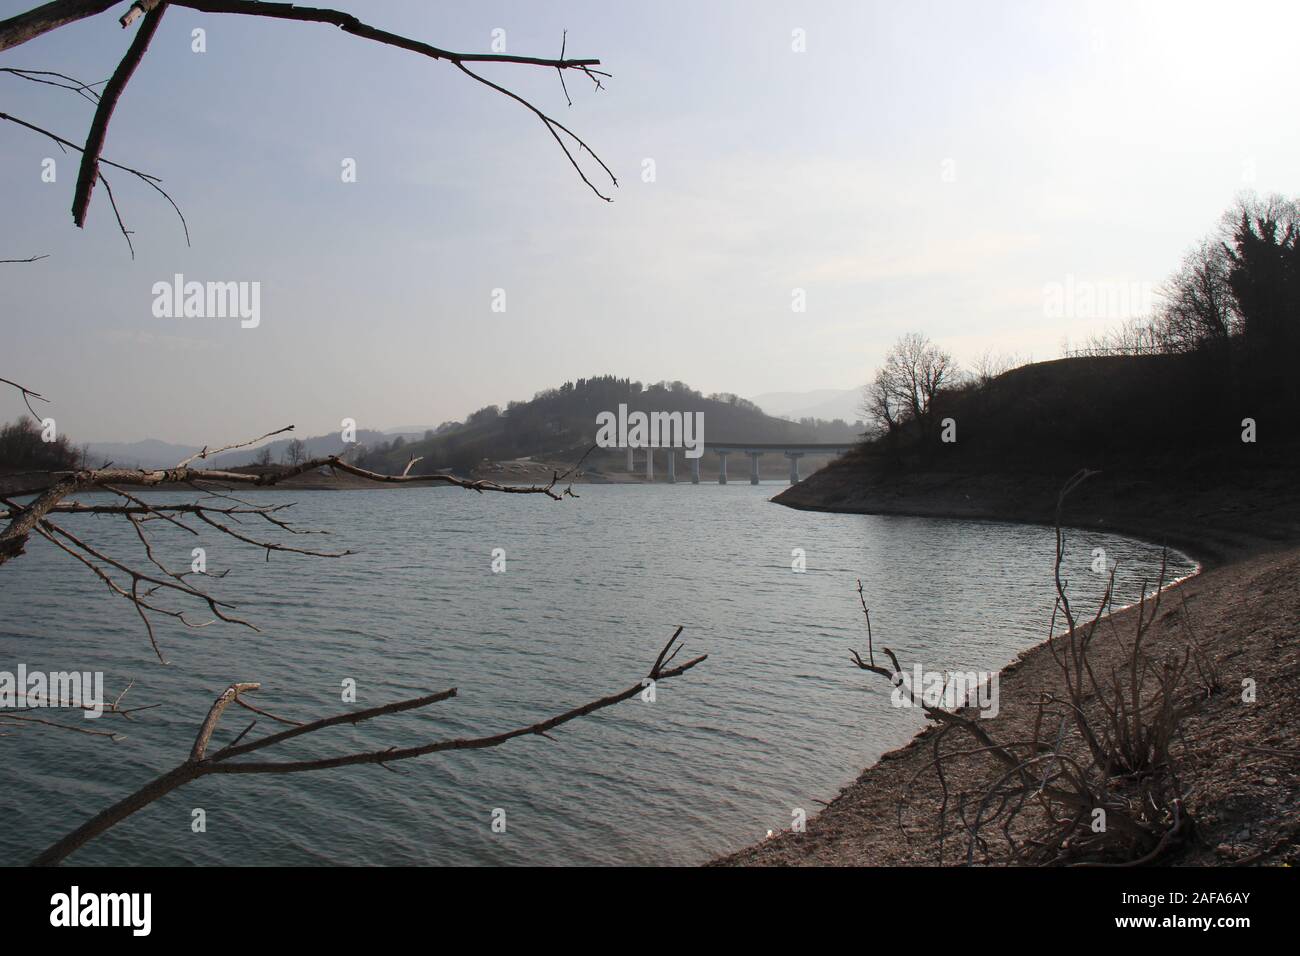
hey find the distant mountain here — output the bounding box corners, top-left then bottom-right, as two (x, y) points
(750, 388), (864, 424)
(79, 381), (866, 475)
(208, 429), (394, 468)
(84, 429), (416, 470)
(84, 438), (202, 469)
(381, 425), (438, 437)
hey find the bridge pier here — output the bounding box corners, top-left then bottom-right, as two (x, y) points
(785, 451), (805, 484)
(645, 447), (653, 482)
(666, 451), (676, 483)
(698, 443), (851, 487)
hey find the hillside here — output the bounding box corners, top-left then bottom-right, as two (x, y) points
(777, 352), (1300, 565)
(11, 378), (861, 479)
(207, 429), (398, 469)
(351, 375), (862, 476)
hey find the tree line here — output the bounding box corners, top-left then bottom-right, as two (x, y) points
(1085, 193), (1298, 367)
(0, 417), (86, 471)
(865, 192), (1299, 449)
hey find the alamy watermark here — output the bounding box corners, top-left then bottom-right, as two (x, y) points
(891, 665), (999, 718)
(50, 886), (150, 936)
(594, 403), (704, 457)
(0, 664), (104, 718)
(1043, 275), (1155, 320)
(152, 273), (260, 328)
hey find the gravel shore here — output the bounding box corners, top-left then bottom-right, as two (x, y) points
(715, 462), (1299, 866)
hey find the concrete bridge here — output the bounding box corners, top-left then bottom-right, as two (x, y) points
(623, 441), (854, 485)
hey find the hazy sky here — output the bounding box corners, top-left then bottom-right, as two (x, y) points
(4, 0), (1299, 443)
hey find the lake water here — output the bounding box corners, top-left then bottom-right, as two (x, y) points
(0, 483), (1195, 865)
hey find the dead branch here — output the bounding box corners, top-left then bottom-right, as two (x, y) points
(849, 472), (1201, 866)
(451, 58), (617, 201)
(3, 0), (614, 251)
(1, 381), (593, 661)
(0, 109), (188, 251)
(175, 425), (295, 468)
(170, 1), (606, 70)
(0, 681), (159, 743)
(0, 375), (51, 421)
(119, 0), (163, 28)
(70, 1), (166, 230)
(1, 66), (105, 103)
(30, 628), (705, 865)
(0, 0), (118, 53)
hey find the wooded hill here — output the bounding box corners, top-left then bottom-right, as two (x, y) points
(352, 376), (862, 475)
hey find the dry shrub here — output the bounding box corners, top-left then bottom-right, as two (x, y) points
(853, 471), (1218, 865)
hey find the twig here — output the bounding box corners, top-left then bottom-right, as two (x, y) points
(31, 630), (706, 865)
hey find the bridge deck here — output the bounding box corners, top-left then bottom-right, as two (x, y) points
(703, 442), (854, 452)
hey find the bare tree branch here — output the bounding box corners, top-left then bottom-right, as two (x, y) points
(0, 376), (51, 421)
(0, 680), (158, 742)
(71, 1), (166, 231)
(1, 66), (105, 103)
(453, 59), (617, 201)
(171, 1), (606, 69)
(30, 629), (706, 865)
(119, 0), (164, 28)
(1, 381), (594, 661)
(0, 0), (118, 54)
(3, 0), (614, 246)
(175, 425), (295, 468)
(0, 109), (189, 249)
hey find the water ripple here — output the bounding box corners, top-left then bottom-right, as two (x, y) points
(0, 484), (1193, 865)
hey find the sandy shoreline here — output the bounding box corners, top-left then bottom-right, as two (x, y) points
(714, 465), (1299, 866)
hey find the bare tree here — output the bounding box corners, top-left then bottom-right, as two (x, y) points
(281, 437), (306, 467)
(1077, 317), (1163, 356)
(970, 349), (1020, 388)
(863, 333), (956, 439)
(863, 366), (903, 439)
(1155, 239), (1238, 353)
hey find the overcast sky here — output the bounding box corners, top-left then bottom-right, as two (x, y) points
(4, 0), (1299, 443)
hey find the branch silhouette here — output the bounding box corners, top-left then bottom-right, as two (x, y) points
(30, 628), (706, 866)
(1, 0), (615, 254)
(1, 381), (592, 661)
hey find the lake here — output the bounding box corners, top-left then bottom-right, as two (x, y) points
(0, 483), (1195, 865)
